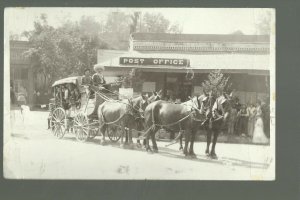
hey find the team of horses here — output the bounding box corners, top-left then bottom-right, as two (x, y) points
(94, 88), (233, 159)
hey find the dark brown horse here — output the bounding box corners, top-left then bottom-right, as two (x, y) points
(143, 97), (204, 156)
(203, 93), (232, 159)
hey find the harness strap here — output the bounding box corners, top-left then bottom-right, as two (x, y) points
(99, 109), (127, 125)
(153, 111), (194, 128)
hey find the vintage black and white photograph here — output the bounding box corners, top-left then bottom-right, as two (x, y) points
(4, 8), (275, 180)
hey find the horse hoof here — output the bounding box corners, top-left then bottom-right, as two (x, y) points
(179, 147), (183, 151)
(136, 143), (142, 148)
(205, 150), (210, 156)
(101, 140), (108, 146)
(146, 147), (152, 152)
(210, 153), (218, 159)
(153, 149), (159, 153)
(128, 143), (135, 149)
(189, 153), (197, 158)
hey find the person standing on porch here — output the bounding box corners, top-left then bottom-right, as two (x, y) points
(247, 103), (256, 137)
(237, 104), (249, 136)
(252, 101), (269, 144)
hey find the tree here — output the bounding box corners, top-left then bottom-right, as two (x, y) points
(9, 32), (21, 40)
(103, 11), (131, 50)
(231, 30), (244, 35)
(202, 69), (232, 97)
(141, 12), (182, 33)
(118, 68), (144, 90)
(255, 10), (272, 35)
(130, 12), (141, 34)
(23, 14), (107, 92)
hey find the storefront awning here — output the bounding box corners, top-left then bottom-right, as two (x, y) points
(95, 52), (270, 75)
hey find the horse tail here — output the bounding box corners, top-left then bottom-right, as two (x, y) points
(150, 102), (160, 132)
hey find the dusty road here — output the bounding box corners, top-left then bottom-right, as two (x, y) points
(4, 109), (274, 180)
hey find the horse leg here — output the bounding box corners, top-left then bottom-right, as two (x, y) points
(189, 128), (196, 157)
(100, 124), (107, 145)
(124, 128), (129, 144)
(137, 132), (141, 144)
(210, 129), (219, 159)
(145, 128), (152, 152)
(183, 130), (190, 156)
(179, 131), (183, 150)
(121, 124), (127, 144)
(129, 129), (133, 144)
(151, 128), (159, 153)
(205, 128), (212, 155)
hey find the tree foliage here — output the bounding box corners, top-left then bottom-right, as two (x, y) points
(255, 10), (271, 35)
(202, 69), (232, 97)
(118, 68), (144, 90)
(102, 12), (131, 50)
(22, 11), (183, 92)
(141, 12), (182, 33)
(23, 14), (107, 91)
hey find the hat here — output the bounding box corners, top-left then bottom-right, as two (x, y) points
(84, 68), (90, 73)
(94, 65), (105, 71)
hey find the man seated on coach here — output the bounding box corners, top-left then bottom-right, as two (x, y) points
(92, 65), (109, 93)
(81, 68), (93, 98)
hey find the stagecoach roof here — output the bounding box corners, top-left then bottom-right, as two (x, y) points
(52, 76), (80, 87)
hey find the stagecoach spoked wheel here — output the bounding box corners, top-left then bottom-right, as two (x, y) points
(51, 107), (67, 139)
(107, 124), (123, 142)
(88, 128), (98, 139)
(74, 113), (89, 142)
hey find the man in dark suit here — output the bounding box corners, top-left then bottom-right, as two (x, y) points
(92, 65), (108, 92)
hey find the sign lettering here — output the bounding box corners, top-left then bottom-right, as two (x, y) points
(120, 57), (189, 67)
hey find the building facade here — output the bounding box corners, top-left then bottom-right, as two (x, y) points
(10, 40), (35, 104)
(96, 33), (270, 104)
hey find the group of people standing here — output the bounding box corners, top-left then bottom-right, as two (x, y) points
(228, 98), (270, 144)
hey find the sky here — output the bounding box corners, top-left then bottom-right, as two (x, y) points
(5, 7), (273, 38)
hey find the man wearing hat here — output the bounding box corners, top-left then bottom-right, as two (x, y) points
(82, 68), (92, 86)
(92, 65), (108, 92)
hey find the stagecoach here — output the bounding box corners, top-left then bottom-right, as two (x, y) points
(48, 76), (123, 142)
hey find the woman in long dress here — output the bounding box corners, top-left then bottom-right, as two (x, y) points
(252, 103), (269, 144)
(247, 104), (256, 137)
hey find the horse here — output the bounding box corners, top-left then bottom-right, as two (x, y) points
(203, 92), (233, 159)
(136, 90), (162, 146)
(143, 96), (204, 156)
(176, 93), (214, 150)
(97, 90), (162, 146)
(97, 95), (147, 145)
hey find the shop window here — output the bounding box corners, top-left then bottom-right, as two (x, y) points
(142, 82), (156, 92)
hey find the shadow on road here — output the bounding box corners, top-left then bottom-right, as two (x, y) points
(53, 135), (270, 170)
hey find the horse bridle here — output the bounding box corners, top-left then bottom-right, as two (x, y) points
(128, 97), (145, 121)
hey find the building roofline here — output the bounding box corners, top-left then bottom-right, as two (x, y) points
(131, 33), (270, 43)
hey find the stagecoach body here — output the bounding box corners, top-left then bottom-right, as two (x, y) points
(49, 76), (122, 142)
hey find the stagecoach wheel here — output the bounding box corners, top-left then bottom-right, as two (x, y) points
(74, 113), (89, 142)
(51, 108), (66, 139)
(107, 124), (123, 142)
(88, 128), (98, 139)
